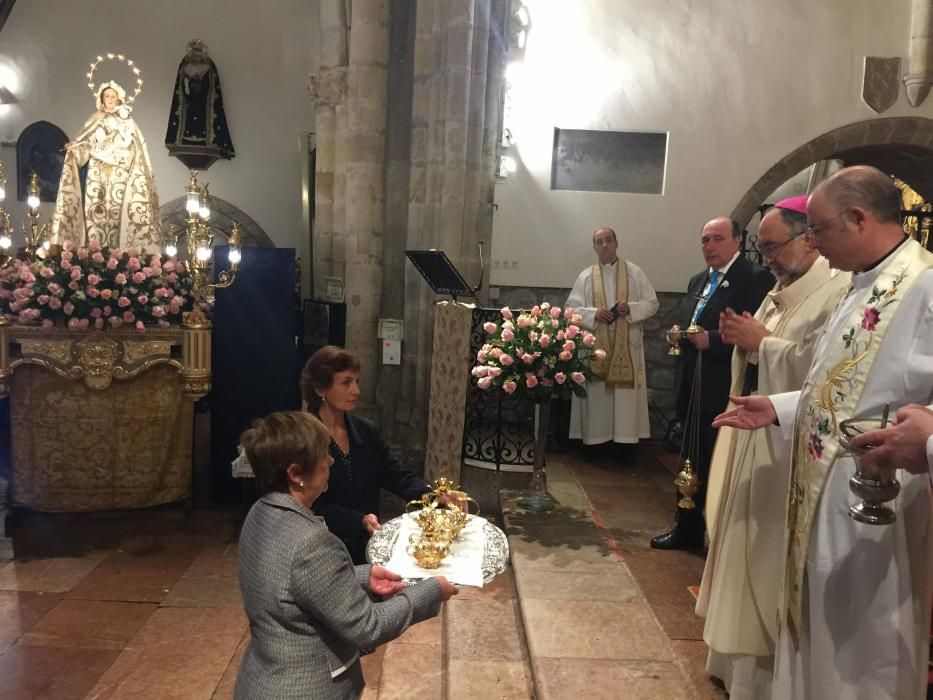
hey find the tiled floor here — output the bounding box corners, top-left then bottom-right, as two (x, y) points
(0, 444), (720, 699)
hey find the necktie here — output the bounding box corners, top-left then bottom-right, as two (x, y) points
(692, 270), (721, 324)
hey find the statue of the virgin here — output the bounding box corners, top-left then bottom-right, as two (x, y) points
(51, 57), (160, 251)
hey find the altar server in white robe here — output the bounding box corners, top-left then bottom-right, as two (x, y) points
(712, 166), (933, 700)
(567, 227), (659, 446)
(695, 196), (850, 699)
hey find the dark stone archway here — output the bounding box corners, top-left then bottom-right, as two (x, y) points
(732, 117), (933, 226)
(159, 196), (275, 251)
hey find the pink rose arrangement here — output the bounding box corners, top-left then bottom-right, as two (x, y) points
(471, 302), (606, 400)
(0, 240), (196, 331)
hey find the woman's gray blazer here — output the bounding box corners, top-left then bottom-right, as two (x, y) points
(234, 491), (442, 699)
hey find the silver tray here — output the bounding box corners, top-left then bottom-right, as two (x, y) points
(366, 514), (510, 586)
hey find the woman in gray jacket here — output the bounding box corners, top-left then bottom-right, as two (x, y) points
(234, 411), (457, 699)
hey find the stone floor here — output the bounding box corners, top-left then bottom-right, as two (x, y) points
(0, 444), (724, 699)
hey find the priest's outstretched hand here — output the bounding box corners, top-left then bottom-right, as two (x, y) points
(711, 395), (777, 430)
(849, 404), (933, 475)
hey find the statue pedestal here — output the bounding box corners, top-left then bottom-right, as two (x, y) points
(0, 323), (211, 512)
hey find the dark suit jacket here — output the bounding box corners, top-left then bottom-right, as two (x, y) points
(235, 492), (442, 699)
(675, 255), (774, 419)
(312, 413), (430, 561)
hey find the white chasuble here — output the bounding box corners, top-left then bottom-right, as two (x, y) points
(768, 238), (933, 700)
(567, 260), (658, 444)
(696, 257), (849, 700)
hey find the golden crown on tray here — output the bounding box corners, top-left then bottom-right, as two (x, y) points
(405, 478), (479, 569)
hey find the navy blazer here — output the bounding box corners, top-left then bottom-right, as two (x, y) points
(312, 413), (430, 562)
(675, 255), (774, 418)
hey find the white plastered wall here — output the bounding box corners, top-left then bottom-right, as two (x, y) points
(491, 0), (931, 292)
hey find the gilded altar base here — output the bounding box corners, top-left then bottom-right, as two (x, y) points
(0, 324), (211, 511)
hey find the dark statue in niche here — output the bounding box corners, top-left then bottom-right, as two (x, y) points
(165, 39), (235, 170)
(16, 121), (68, 202)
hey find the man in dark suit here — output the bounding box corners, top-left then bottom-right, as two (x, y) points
(651, 217), (774, 550)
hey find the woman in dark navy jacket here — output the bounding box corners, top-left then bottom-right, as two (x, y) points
(304, 346), (432, 563)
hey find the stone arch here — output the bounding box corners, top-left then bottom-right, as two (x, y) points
(731, 117), (933, 226)
(159, 196), (275, 250)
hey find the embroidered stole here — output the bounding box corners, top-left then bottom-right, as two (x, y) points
(591, 260), (635, 388)
(782, 239), (933, 644)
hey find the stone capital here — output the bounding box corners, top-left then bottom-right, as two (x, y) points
(308, 67), (348, 108)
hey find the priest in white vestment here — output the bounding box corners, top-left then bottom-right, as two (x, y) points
(695, 196), (850, 699)
(567, 227), (659, 446)
(713, 166), (933, 700)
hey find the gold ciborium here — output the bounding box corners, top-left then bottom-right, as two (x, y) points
(667, 324), (703, 356)
(674, 458), (699, 509)
(839, 417), (900, 525)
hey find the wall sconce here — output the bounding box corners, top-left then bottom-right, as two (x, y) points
(167, 170), (242, 308)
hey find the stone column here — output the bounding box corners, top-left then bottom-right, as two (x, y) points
(905, 0), (933, 106)
(344, 0), (390, 411)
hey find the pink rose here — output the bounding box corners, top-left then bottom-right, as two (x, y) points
(77, 248), (88, 261)
(87, 287), (100, 298)
(137, 295), (148, 305)
(472, 365), (489, 378)
(861, 307), (880, 331)
(48, 296), (62, 310)
(142, 267), (153, 277)
(477, 376), (493, 390)
(40, 266), (54, 278)
(549, 306), (561, 319)
(565, 325), (579, 339)
(115, 273), (127, 285)
(166, 272), (178, 284)
(490, 347), (502, 358)
(152, 305), (165, 318)
(20, 270), (36, 284)
(487, 367), (503, 378)
(90, 307), (102, 318)
(477, 350), (487, 363)
(502, 380), (518, 394)
(128, 257), (141, 271)
(62, 250), (74, 262)
(101, 289), (113, 300)
(556, 330), (566, 341)
(94, 318), (104, 329)
(91, 252), (104, 264)
(41, 318), (54, 330)
(122, 310), (135, 322)
(528, 331), (538, 342)
(559, 350), (572, 361)
(78, 319), (89, 330)
(102, 305), (112, 316)
(108, 316), (122, 328)
(564, 307), (574, 319)
(551, 319), (559, 328)
(67, 318), (80, 331)
(521, 353), (534, 364)
(68, 281), (79, 291)
(59, 259), (70, 270)
(133, 271), (145, 284)
(118, 296), (131, 308)
(63, 302), (74, 315)
(539, 334), (551, 347)
(555, 372), (567, 384)
(499, 353), (514, 366)
(563, 340), (575, 352)
(106, 258), (118, 270)
(163, 260), (176, 273)
(483, 321), (498, 334)
(500, 307), (513, 320)
(525, 374), (538, 388)
(87, 274), (100, 285)
(88, 239), (102, 253)
(594, 349), (607, 360)
(501, 328), (515, 342)
(571, 314), (583, 325)
(541, 302), (551, 311)
(70, 266), (82, 280)
(582, 332), (596, 346)
(531, 305), (541, 316)
(62, 241), (74, 252)
(112, 248), (124, 258)
(37, 294), (50, 305)
(135, 321), (145, 333)
(571, 372), (586, 384)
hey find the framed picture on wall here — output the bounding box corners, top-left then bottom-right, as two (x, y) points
(16, 120), (68, 202)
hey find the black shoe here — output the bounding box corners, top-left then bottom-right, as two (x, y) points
(650, 525), (704, 551)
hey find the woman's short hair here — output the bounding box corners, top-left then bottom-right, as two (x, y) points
(240, 411), (330, 495)
(301, 345), (361, 411)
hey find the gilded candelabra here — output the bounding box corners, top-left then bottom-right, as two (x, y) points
(0, 170), (50, 272)
(165, 171), (242, 320)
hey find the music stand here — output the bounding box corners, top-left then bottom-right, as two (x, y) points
(405, 250), (477, 302)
